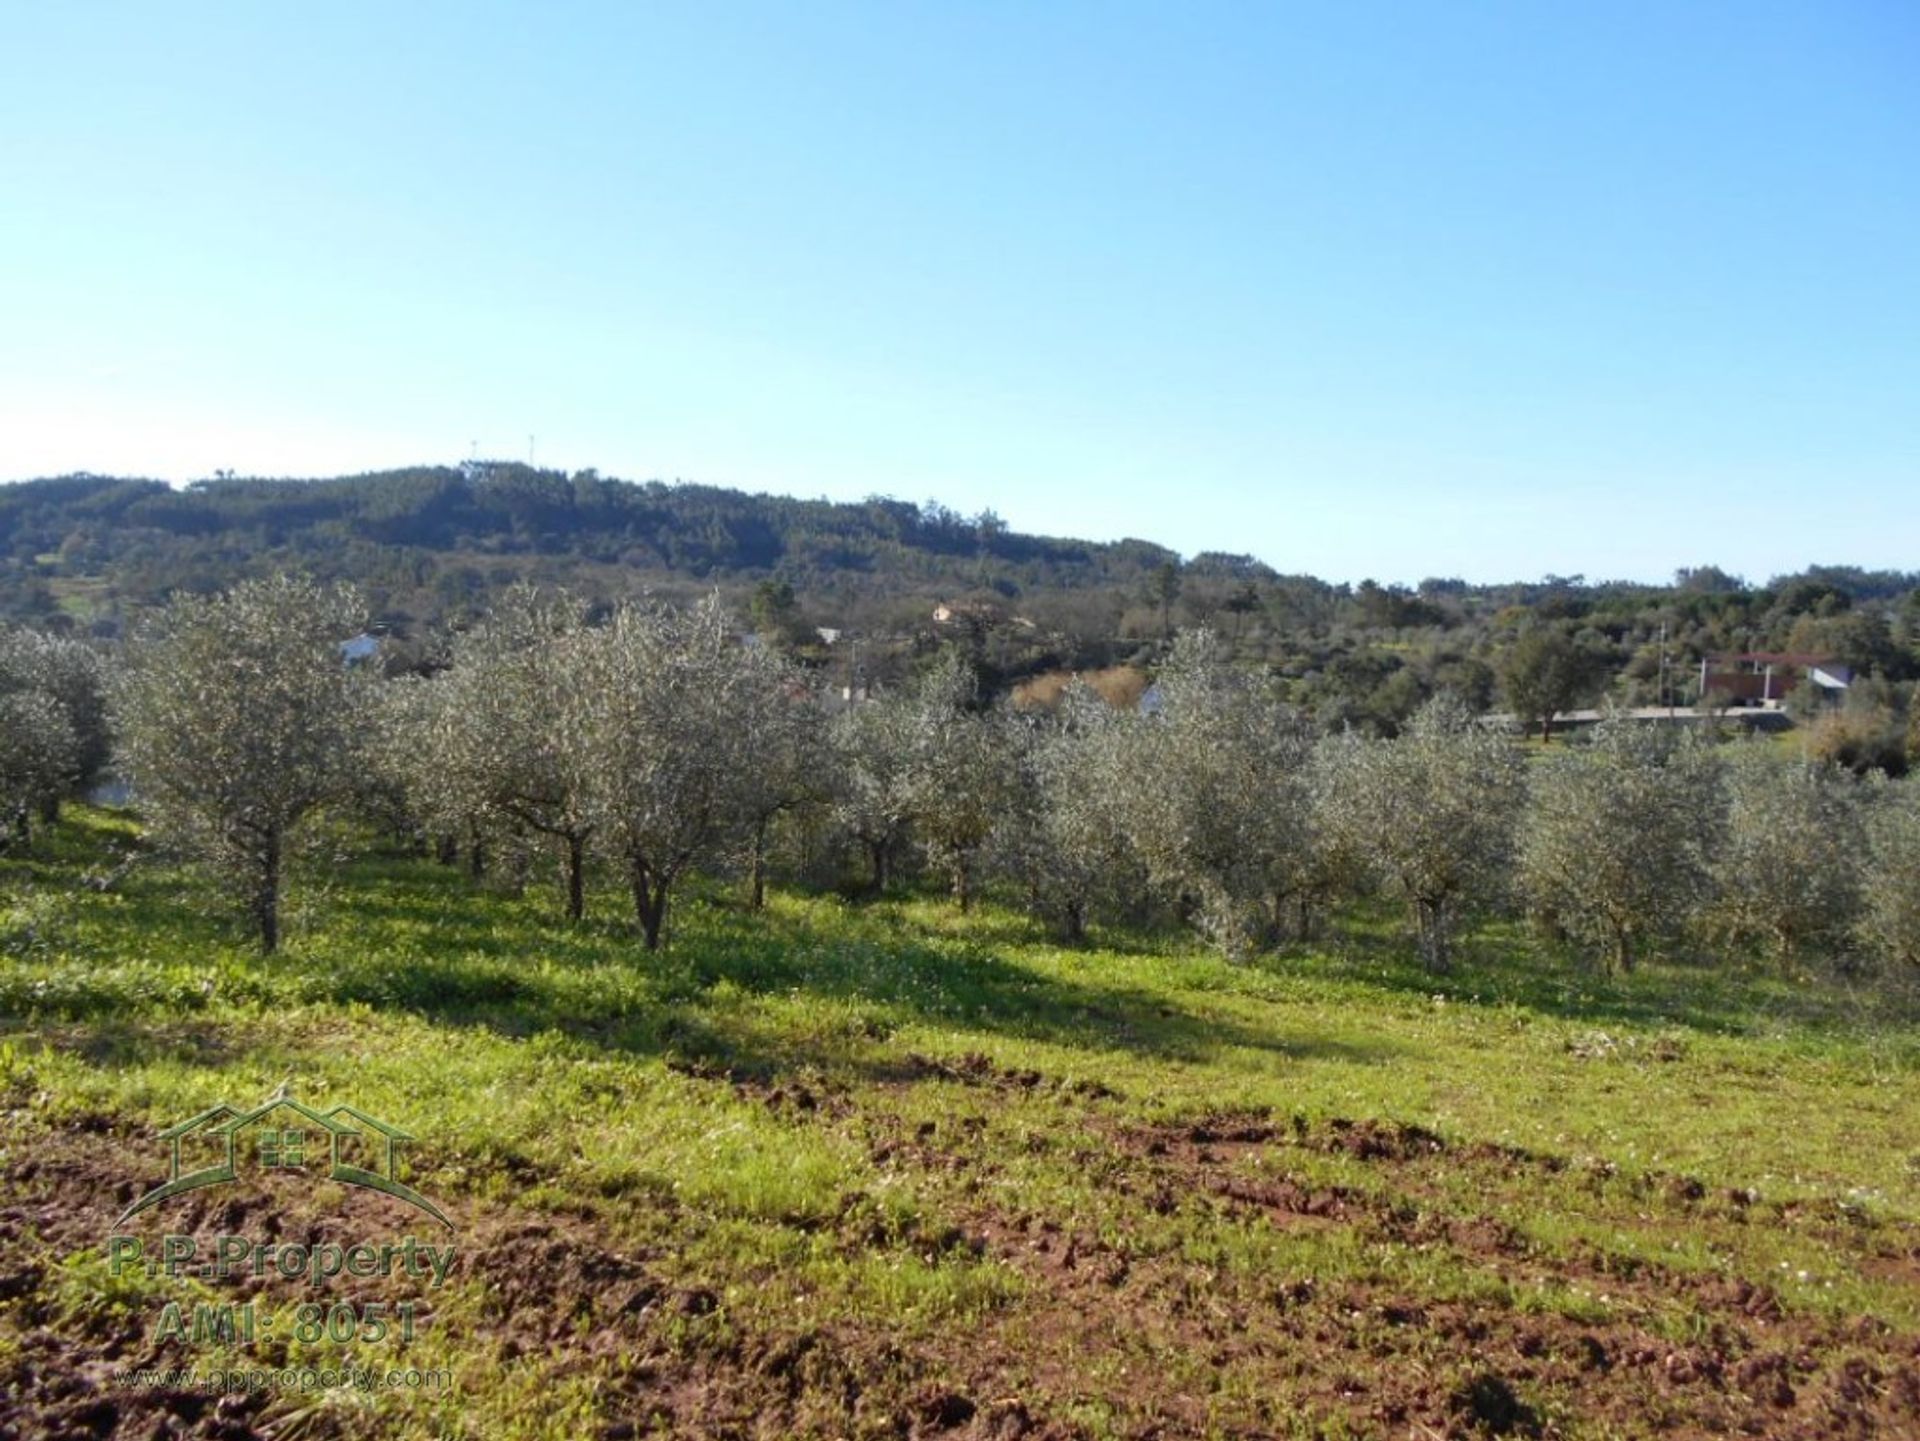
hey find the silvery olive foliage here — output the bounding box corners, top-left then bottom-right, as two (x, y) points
(994, 681), (1146, 942)
(0, 689), (77, 841)
(0, 627), (112, 828)
(1107, 631), (1322, 956)
(379, 587), (600, 917)
(1320, 692), (1526, 973)
(1518, 719), (1724, 972)
(563, 594), (787, 949)
(826, 652), (1025, 909)
(111, 575), (373, 951)
(728, 640), (831, 909)
(375, 670), (482, 857)
(1705, 751), (1866, 968)
(831, 684), (922, 896)
(94, 578), (1912, 984)
(1859, 779), (1920, 969)
(894, 653), (1024, 912)
(1298, 736), (1376, 936)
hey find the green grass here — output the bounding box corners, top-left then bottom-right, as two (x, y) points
(3, 807), (1918, 1439)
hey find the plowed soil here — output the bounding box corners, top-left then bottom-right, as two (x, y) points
(6, 1077), (1919, 1441)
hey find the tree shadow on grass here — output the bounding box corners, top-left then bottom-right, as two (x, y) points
(38, 1018), (240, 1072)
(838, 895), (1186, 960)
(1265, 906), (1920, 1041)
(672, 928), (1402, 1077)
(96, 912), (1403, 1085)
(307, 865), (1384, 1072)
(25, 928), (1403, 1092)
(28, 816), (1914, 1093)
(16, 839), (1402, 1085)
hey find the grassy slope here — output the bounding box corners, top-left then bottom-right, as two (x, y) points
(3, 809), (1918, 1439)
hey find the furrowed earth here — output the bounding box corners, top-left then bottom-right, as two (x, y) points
(2, 810), (1917, 1439)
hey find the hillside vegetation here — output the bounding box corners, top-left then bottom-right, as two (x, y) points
(4, 468), (1919, 739)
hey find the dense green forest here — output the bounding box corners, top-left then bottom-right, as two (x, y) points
(3, 466), (1917, 742)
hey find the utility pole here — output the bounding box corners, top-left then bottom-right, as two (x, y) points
(1660, 621), (1673, 719)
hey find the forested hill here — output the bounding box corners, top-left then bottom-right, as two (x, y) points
(0, 465), (1188, 624)
(3, 466), (1918, 744)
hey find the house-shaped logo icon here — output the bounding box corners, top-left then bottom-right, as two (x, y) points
(117, 1092), (453, 1231)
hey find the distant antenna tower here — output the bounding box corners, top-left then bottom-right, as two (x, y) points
(529, 434), (536, 466)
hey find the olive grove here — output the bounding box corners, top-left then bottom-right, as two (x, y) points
(6, 577), (1903, 978)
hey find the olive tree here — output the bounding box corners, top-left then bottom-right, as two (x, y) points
(374, 669), (494, 874)
(567, 595), (770, 949)
(832, 688), (921, 896)
(0, 628), (112, 824)
(730, 647), (829, 908)
(996, 682), (1145, 941)
(0, 690), (77, 844)
(1859, 779), (1920, 968)
(112, 576), (372, 951)
(1297, 735), (1375, 939)
(896, 653), (1022, 911)
(1322, 693), (1526, 973)
(1519, 719), (1723, 972)
(1705, 752), (1864, 967)
(470, 589), (600, 911)
(408, 588), (600, 917)
(1110, 631), (1320, 955)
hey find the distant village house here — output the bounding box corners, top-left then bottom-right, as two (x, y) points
(1699, 652), (1850, 708)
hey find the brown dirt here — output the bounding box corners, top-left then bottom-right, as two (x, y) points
(4, 1094), (1920, 1440)
(1026, 1107), (1920, 1439)
(0, 1115), (1070, 1440)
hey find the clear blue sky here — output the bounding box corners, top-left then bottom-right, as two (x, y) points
(2, 2), (1915, 584)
